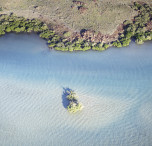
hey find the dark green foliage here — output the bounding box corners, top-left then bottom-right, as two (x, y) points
(39, 30), (53, 39)
(123, 20), (132, 25)
(125, 31), (133, 39)
(0, 14), (51, 35)
(0, 14), (110, 51)
(0, 1), (151, 52)
(63, 31), (71, 37)
(65, 90), (83, 113)
(0, 14), (111, 52)
(118, 2), (152, 46)
(0, 30), (5, 36)
(66, 2), (152, 51)
(67, 102), (82, 113)
(120, 38), (131, 47)
(5, 27), (12, 32)
(135, 31), (152, 44)
(92, 42), (107, 51)
(103, 43), (109, 49)
(132, 2), (142, 10)
(48, 43), (56, 48)
(112, 41), (122, 48)
(0, 14), (62, 49)
(14, 27), (25, 33)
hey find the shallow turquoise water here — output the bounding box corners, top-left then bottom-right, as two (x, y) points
(0, 33), (152, 146)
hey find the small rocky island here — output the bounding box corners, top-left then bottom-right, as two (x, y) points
(66, 90), (83, 113)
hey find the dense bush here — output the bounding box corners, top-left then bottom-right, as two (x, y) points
(0, 14), (63, 50)
(67, 102), (83, 113)
(0, 2), (151, 52)
(65, 90), (83, 113)
(112, 2), (152, 47)
(0, 14), (50, 35)
(0, 14), (111, 52)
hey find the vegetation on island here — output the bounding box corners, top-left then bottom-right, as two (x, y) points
(0, 13), (62, 49)
(0, 13), (109, 51)
(0, 2), (151, 52)
(112, 2), (152, 48)
(65, 90), (83, 113)
(2, 0), (151, 34)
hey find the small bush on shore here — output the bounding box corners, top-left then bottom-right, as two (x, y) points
(112, 2), (152, 47)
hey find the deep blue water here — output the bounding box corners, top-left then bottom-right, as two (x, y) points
(0, 33), (152, 146)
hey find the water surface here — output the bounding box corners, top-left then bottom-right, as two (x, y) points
(0, 34), (152, 146)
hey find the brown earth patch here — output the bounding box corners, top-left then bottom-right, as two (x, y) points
(147, 21), (152, 31)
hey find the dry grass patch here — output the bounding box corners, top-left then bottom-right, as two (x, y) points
(0, 0), (152, 34)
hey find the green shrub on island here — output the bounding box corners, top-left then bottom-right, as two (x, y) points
(112, 41), (120, 48)
(67, 102), (83, 113)
(0, 14), (110, 51)
(39, 30), (55, 39)
(92, 42), (108, 51)
(66, 90), (83, 113)
(113, 2), (152, 47)
(135, 31), (152, 44)
(66, 90), (78, 100)
(0, 2), (152, 52)
(0, 14), (49, 34)
(63, 31), (71, 37)
(0, 14), (63, 49)
(103, 43), (110, 49)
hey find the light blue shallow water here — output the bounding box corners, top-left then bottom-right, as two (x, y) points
(0, 33), (152, 146)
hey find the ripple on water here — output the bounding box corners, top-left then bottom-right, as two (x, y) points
(138, 102), (152, 127)
(0, 34), (152, 146)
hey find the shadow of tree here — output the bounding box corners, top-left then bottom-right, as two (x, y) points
(62, 87), (72, 108)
